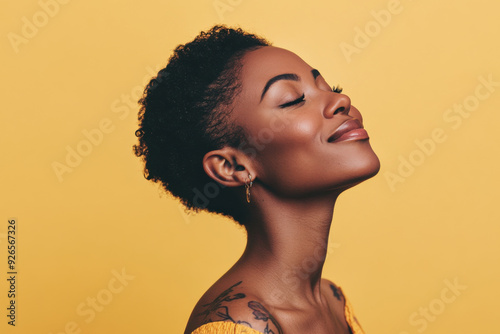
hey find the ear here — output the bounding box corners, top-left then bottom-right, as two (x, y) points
(203, 147), (256, 187)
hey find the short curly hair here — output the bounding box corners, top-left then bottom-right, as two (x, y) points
(133, 25), (270, 225)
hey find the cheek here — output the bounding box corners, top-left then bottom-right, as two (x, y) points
(245, 110), (322, 147)
(285, 117), (319, 144)
(250, 116), (323, 185)
(254, 114), (321, 160)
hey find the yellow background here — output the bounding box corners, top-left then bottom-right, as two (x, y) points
(2, 0), (499, 333)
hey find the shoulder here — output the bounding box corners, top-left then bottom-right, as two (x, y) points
(321, 278), (346, 303)
(185, 280), (283, 334)
(321, 278), (349, 323)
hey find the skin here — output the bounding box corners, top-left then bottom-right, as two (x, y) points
(184, 46), (380, 334)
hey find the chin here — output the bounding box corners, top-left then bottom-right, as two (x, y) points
(333, 149), (381, 193)
(361, 151), (381, 178)
(354, 147), (381, 178)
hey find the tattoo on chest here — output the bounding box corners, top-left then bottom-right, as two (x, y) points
(195, 281), (284, 334)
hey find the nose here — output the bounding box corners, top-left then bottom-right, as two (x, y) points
(323, 93), (351, 119)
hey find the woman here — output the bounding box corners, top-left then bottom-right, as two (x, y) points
(134, 25), (380, 334)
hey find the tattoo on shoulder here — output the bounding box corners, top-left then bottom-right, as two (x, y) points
(330, 284), (344, 301)
(196, 281), (250, 326)
(195, 281), (284, 334)
(248, 301), (284, 334)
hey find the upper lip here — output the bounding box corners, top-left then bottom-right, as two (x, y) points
(327, 119), (364, 142)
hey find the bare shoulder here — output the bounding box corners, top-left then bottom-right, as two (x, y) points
(184, 280), (284, 334)
(321, 278), (346, 303)
(321, 277), (349, 324)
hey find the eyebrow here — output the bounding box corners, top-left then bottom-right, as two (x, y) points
(260, 69), (321, 102)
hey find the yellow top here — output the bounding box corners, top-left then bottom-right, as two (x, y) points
(191, 288), (365, 334)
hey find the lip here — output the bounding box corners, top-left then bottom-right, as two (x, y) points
(327, 119), (368, 143)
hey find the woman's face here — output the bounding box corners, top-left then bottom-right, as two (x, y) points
(231, 46), (380, 197)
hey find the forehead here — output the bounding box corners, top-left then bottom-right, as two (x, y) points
(238, 46), (312, 92)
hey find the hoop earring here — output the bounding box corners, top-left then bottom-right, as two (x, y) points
(245, 174), (253, 203)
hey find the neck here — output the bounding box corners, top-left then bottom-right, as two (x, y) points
(236, 189), (341, 307)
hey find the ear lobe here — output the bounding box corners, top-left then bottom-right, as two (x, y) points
(203, 148), (250, 187)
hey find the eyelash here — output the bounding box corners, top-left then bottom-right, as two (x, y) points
(279, 94), (305, 108)
(278, 85), (343, 108)
(332, 85), (343, 93)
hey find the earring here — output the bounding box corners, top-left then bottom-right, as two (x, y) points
(245, 174), (253, 203)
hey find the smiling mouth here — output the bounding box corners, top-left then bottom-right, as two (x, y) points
(327, 119), (369, 143)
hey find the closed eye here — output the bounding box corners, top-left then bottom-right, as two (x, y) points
(279, 94), (305, 108)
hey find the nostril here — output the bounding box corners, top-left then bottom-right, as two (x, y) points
(334, 107), (345, 115)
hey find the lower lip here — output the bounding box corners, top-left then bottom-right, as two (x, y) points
(333, 128), (369, 142)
